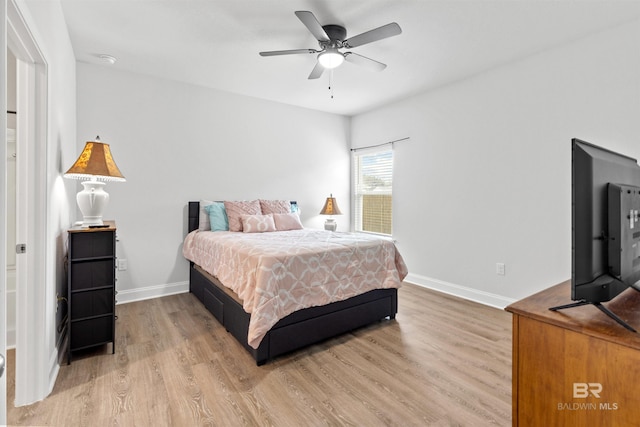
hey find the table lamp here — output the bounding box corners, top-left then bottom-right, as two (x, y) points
(64, 136), (125, 227)
(319, 194), (342, 231)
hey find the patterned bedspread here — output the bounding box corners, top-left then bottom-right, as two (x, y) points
(182, 229), (408, 348)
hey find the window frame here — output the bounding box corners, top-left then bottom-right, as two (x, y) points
(351, 145), (394, 236)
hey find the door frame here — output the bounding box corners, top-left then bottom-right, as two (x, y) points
(1, 0), (8, 422)
(5, 0), (50, 407)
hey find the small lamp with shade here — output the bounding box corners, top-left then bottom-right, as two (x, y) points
(319, 194), (342, 231)
(64, 136), (125, 227)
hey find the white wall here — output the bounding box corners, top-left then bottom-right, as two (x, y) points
(76, 63), (351, 302)
(351, 19), (640, 306)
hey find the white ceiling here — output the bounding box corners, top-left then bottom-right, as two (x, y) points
(60, 0), (640, 116)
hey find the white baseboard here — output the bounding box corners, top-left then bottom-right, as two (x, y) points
(404, 273), (516, 309)
(116, 281), (190, 305)
(115, 277), (515, 309)
(48, 348), (60, 397)
(7, 329), (16, 350)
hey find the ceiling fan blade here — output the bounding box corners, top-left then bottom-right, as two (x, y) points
(344, 52), (387, 72)
(295, 11), (330, 42)
(308, 61), (325, 79)
(343, 22), (401, 48)
(260, 48), (319, 57)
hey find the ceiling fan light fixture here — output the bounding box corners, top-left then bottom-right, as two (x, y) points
(318, 50), (344, 69)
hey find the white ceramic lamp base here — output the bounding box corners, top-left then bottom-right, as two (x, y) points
(324, 218), (337, 231)
(76, 180), (109, 226)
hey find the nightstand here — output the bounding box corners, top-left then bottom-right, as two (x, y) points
(67, 221), (116, 364)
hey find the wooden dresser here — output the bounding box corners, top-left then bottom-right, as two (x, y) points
(506, 281), (640, 426)
(67, 221), (117, 364)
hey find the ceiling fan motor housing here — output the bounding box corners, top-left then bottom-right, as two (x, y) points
(322, 25), (347, 43)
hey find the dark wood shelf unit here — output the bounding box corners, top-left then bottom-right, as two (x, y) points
(67, 221), (116, 364)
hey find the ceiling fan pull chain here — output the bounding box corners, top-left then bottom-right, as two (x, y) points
(329, 69), (334, 99)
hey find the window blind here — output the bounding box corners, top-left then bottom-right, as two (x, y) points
(352, 146), (393, 235)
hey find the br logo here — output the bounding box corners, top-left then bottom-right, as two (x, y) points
(573, 383), (602, 398)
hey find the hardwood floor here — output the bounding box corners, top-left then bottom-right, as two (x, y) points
(7, 283), (512, 426)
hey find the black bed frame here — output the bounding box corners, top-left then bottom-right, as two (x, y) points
(187, 201), (398, 365)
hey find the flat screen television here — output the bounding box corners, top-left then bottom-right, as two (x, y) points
(550, 138), (640, 331)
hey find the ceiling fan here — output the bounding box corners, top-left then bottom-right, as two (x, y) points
(259, 11), (402, 79)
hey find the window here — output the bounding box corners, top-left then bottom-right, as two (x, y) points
(352, 147), (393, 235)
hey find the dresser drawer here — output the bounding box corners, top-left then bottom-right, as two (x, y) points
(70, 231), (114, 259)
(71, 288), (114, 319)
(70, 259), (115, 291)
(70, 316), (114, 351)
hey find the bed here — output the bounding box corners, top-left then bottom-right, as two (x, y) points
(183, 200), (407, 365)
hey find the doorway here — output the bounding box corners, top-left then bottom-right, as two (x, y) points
(4, 0), (51, 410)
(4, 46), (17, 421)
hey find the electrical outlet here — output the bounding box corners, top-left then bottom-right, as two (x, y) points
(496, 262), (506, 276)
(118, 258), (128, 271)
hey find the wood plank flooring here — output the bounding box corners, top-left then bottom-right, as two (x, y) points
(7, 283), (512, 426)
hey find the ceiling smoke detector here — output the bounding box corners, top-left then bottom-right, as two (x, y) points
(98, 54), (117, 65)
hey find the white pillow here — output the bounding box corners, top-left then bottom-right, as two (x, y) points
(199, 199), (214, 231)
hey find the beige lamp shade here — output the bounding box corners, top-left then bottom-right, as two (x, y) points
(319, 194), (342, 215)
(64, 139), (126, 181)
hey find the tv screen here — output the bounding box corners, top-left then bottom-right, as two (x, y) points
(550, 139), (640, 332)
(556, 138), (640, 331)
(571, 139), (640, 303)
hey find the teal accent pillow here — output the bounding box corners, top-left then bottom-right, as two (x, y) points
(204, 202), (229, 231)
(290, 202), (299, 213)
